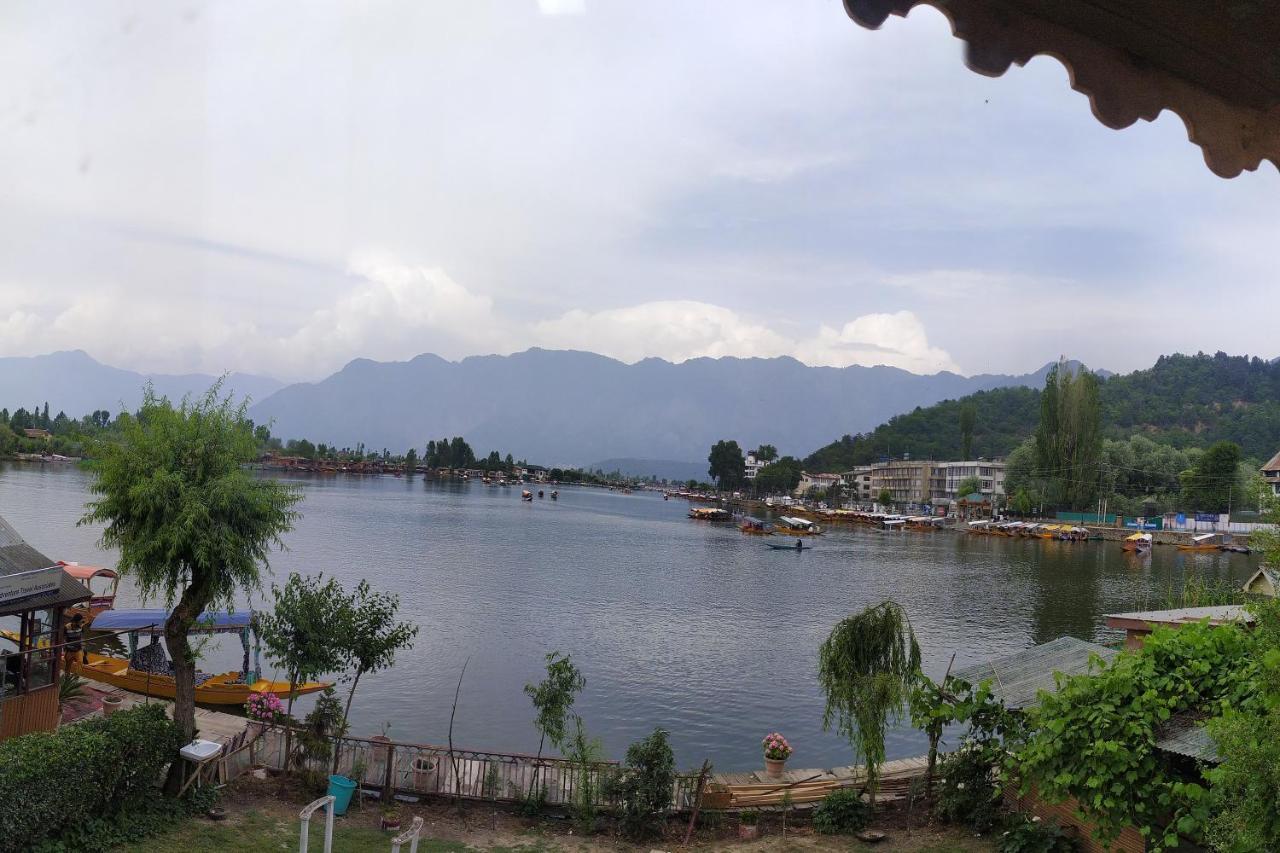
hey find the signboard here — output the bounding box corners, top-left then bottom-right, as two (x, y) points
(1195, 512), (1218, 523)
(0, 566), (62, 606)
(1123, 518), (1161, 530)
(1175, 514), (1187, 527)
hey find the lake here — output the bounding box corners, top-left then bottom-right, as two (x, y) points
(0, 462), (1257, 771)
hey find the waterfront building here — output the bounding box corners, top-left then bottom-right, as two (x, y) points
(795, 471), (841, 497)
(841, 465), (875, 503)
(0, 514), (91, 740)
(1261, 449), (1280, 496)
(744, 453), (764, 481)
(845, 458), (1006, 507)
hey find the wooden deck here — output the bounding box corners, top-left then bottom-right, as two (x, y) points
(72, 676), (249, 745)
(706, 756), (930, 809)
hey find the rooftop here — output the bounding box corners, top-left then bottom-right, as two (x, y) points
(1105, 605), (1252, 634)
(951, 636), (1117, 710)
(0, 514), (91, 614)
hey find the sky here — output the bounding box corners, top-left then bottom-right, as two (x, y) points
(1, 1), (1276, 382)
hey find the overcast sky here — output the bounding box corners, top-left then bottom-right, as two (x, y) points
(1, 1), (1276, 382)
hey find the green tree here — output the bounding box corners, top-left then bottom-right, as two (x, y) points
(256, 573), (354, 721)
(754, 456), (803, 495)
(958, 401), (976, 460)
(955, 475), (982, 499)
(818, 602), (921, 804)
(754, 444), (778, 463)
(449, 436), (476, 469)
(80, 383), (301, 791)
(403, 447), (418, 475)
(524, 652), (585, 801)
(1035, 359), (1101, 510)
(603, 728), (676, 841)
(707, 440), (746, 491)
(333, 581), (418, 772)
(1179, 440), (1241, 513)
(877, 488), (893, 507)
(425, 440), (438, 468)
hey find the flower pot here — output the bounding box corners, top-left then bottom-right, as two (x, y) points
(411, 756), (439, 792)
(381, 816), (402, 831)
(764, 757), (787, 778)
(101, 694), (124, 717)
(738, 824), (759, 841)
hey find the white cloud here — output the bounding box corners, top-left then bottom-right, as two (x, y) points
(795, 311), (961, 373)
(537, 0), (585, 15)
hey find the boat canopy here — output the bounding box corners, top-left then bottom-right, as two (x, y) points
(59, 562), (118, 582)
(1191, 533), (1218, 543)
(778, 516), (814, 528)
(91, 608), (253, 636)
(1125, 532), (1152, 542)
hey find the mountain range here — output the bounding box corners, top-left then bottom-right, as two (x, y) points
(0, 350), (282, 417)
(244, 349), (1087, 469)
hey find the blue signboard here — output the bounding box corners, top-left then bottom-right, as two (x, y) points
(1123, 519), (1160, 530)
(1175, 513), (1187, 526)
(1195, 512), (1218, 523)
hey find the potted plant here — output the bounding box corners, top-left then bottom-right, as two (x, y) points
(101, 693), (124, 717)
(738, 809), (760, 840)
(380, 804), (402, 832)
(245, 691), (286, 735)
(762, 732), (792, 778)
(371, 721), (393, 762)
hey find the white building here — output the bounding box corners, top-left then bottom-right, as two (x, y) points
(795, 471), (842, 497)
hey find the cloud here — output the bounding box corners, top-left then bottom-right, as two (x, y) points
(537, 0), (585, 15)
(795, 311), (961, 373)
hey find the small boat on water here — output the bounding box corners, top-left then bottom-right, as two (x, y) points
(689, 507), (733, 522)
(1179, 532), (1220, 552)
(521, 490), (533, 501)
(775, 516), (822, 535)
(6, 608), (332, 705)
(550, 490), (559, 500)
(739, 516), (772, 535)
(59, 561), (119, 621)
(766, 540), (811, 551)
(538, 490), (545, 499)
(1123, 532), (1153, 552)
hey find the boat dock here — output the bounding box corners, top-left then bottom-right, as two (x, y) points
(68, 677), (249, 745)
(705, 755), (930, 809)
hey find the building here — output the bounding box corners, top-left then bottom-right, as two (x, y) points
(932, 460), (1005, 503)
(838, 458), (1006, 507)
(841, 466), (875, 503)
(1, 515), (91, 740)
(870, 459), (935, 505)
(22, 428), (51, 441)
(744, 453), (764, 481)
(1261, 449), (1280, 497)
(795, 471), (841, 498)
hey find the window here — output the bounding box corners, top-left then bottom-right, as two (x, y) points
(1, 609), (60, 698)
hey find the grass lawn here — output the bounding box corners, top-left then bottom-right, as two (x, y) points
(114, 776), (995, 853)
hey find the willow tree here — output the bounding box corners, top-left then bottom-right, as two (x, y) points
(818, 601), (921, 803)
(82, 383), (301, 792)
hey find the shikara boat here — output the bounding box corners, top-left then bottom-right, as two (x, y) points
(71, 609), (330, 705)
(739, 516), (772, 535)
(1178, 533), (1220, 552)
(689, 507), (733, 522)
(1123, 532), (1153, 552)
(766, 540), (811, 551)
(775, 516), (822, 535)
(59, 561), (119, 620)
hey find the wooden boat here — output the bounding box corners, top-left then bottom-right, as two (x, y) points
(1179, 533), (1220, 551)
(1123, 532), (1153, 552)
(59, 561), (119, 620)
(766, 540), (811, 550)
(689, 507), (733, 522)
(67, 608), (331, 705)
(739, 516), (772, 535)
(775, 516), (822, 535)
(521, 490), (533, 501)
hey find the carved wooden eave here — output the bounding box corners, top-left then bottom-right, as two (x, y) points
(843, 0), (1280, 178)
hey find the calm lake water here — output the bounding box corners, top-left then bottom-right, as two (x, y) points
(0, 462), (1258, 770)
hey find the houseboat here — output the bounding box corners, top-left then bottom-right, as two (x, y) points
(1178, 533), (1220, 552)
(66, 608), (331, 705)
(689, 507), (733, 522)
(739, 517), (772, 535)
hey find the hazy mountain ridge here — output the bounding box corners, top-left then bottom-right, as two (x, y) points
(246, 348), (1073, 466)
(0, 350), (283, 416)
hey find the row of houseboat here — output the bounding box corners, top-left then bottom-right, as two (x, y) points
(967, 521), (1092, 540)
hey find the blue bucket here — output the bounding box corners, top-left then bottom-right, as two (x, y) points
(326, 775), (357, 816)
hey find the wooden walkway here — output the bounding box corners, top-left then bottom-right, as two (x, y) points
(72, 677), (249, 745)
(706, 756), (930, 809)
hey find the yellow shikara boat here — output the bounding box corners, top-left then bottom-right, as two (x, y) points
(62, 608), (330, 705)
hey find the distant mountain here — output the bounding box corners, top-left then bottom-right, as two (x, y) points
(588, 458), (711, 482)
(0, 350), (282, 416)
(248, 348), (1078, 466)
(803, 351), (1280, 471)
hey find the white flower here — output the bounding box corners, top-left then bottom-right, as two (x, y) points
(1032, 815), (1042, 823)
(956, 782), (965, 790)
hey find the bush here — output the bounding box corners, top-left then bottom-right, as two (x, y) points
(934, 743), (1003, 832)
(34, 787), (217, 853)
(602, 728), (676, 841)
(0, 704), (184, 852)
(811, 787), (870, 835)
(998, 814), (1078, 853)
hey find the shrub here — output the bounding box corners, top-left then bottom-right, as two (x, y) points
(934, 743), (1004, 832)
(0, 704), (183, 852)
(811, 787), (870, 834)
(602, 728), (676, 841)
(998, 814), (1079, 853)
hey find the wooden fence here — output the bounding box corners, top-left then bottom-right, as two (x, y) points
(218, 725), (704, 811)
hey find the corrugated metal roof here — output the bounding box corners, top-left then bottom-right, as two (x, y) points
(1155, 713), (1220, 764)
(951, 636), (1118, 710)
(0, 513), (91, 613)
